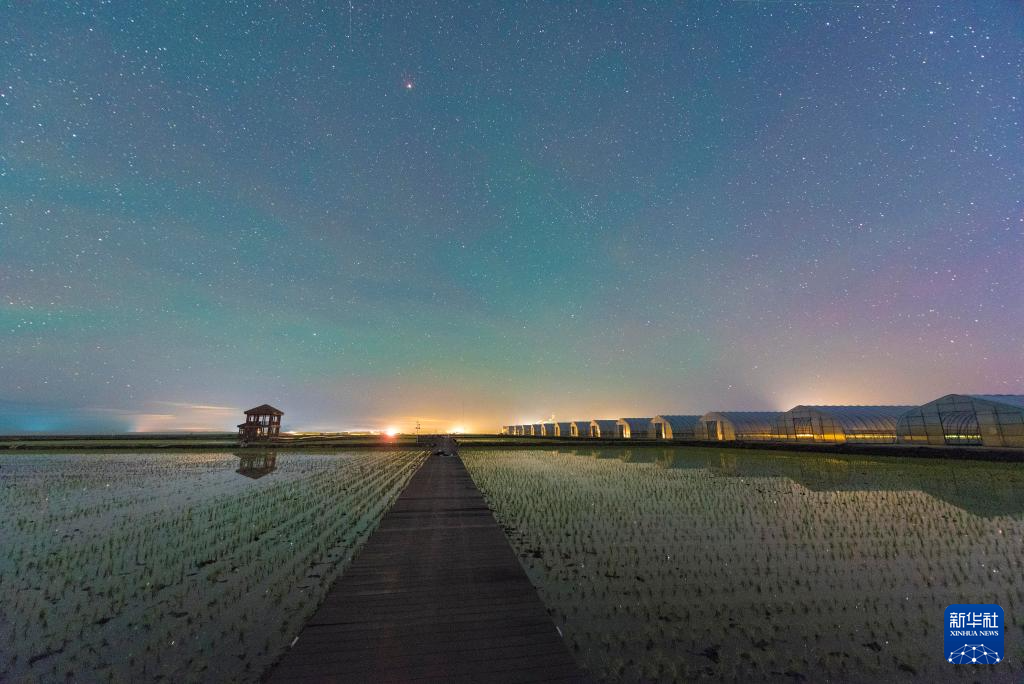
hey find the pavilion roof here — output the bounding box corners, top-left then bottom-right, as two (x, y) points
(244, 404), (284, 416)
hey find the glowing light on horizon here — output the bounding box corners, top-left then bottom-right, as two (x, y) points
(385, 426), (399, 437)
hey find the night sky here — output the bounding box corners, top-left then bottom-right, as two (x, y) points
(2, 2), (1021, 433)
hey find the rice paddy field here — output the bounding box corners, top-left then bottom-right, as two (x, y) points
(0, 449), (426, 682)
(463, 447), (1024, 683)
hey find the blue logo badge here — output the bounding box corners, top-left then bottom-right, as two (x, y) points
(945, 604), (1003, 664)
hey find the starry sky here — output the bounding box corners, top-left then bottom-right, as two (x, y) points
(1, 2), (1022, 433)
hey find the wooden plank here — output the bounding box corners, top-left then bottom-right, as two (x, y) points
(266, 453), (588, 683)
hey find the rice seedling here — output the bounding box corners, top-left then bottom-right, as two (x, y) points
(463, 448), (1024, 682)
(0, 449), (426, 681)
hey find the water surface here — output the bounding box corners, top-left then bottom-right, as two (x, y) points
(0, 450), (425, 682)
(464, 447), (1024, 683)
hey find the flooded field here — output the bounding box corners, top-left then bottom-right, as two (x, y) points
(463, 448), (1024, 683)
(0, 450), (425, 682)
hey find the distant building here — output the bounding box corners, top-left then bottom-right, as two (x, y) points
(553, 422), (573, 437)
(589, 419), (618, 438)
(694, 412), (782, 441)
(616, 418), (653, 439)
(532, 423), (543, 436)
(775, 405), (913, 444)
(650, 415), (701, 440)
(896, 394), (1024, 447)
(238, 404), (284, 443)
(570, 421), (590, 437)
(538, 423), (556, 437)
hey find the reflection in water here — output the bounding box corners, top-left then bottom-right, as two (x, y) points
(235, 451), (278, 479)
(561, 446), (1024, 518)
(616, 449), (657, 464)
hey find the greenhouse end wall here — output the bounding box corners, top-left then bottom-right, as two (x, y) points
(617, 418), (654, 439)
(651, 415), (701, 440)
(590, 420), (619, 438)
(897, 395), (1024, 448)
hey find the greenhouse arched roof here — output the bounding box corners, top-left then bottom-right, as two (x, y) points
(788, 405), (915, 433)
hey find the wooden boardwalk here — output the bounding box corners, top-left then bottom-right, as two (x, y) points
(268, 453), (588, 683)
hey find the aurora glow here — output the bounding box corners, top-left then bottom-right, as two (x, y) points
(1, 2), (1021, 433)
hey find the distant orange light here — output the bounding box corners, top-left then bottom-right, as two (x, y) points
(385, 427), (399, 437)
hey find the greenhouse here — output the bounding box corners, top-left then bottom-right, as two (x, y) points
(570, 421), (591, 437)
(553, 422), (573, 437)
(589, 420), (619, 438)
(775, 405), (914, 444)
(537, 423), (555, 437)
(650, 415), (701, 440)
(616, 418), (654, 439)
(694, 412), (782, 441)
(896, 394), (1024, 448)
